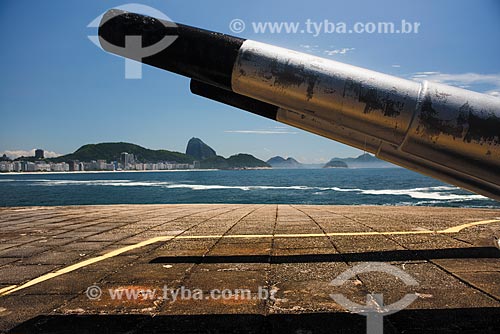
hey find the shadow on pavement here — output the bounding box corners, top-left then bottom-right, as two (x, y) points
(150, 247), (500, 264)
(9, 308), (500, 333)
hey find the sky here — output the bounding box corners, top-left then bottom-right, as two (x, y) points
(1, 0), (499, 163)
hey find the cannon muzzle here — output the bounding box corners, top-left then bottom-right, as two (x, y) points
(99, 10), (500, 200)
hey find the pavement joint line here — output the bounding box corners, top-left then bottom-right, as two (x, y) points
(169, 205), (265, 311)
(0, 218), (498, 297)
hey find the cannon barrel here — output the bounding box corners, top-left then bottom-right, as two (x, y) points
(99, 10), (500, 200)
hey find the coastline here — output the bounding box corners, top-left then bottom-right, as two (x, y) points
(0, 167), (276, 176)
(0, 169), (220, 176)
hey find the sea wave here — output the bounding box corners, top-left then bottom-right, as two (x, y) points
(358, 189), (483, 201)
(320, 186), (485, 201)
(27, 179), (315, 191)
(21, 179), (488, 202)
(38, 180), (166, 187)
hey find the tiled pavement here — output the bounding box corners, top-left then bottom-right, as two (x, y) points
(0, 204), (499, 333)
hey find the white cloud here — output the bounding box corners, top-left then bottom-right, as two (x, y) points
(0, 149), (62, 159)
(486, 90), (500, 97)
(299, 44), (319, 49)
(324, 47), (355, 56)
(224, 130), (298, 135)
(391, 64), (401, 68)
(414, 71), (440, 76)
(298, 44), (322, 54)
(410, 72), (500, 97)
(298, 45), (354, 56)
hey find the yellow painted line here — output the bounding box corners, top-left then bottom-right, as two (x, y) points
(0, 219), (498, 297)
(329, 230), (434, 236)
(0, 236), (174, 297)
(438, 219), (500, 233)
(0, 285), (17, 294)
(174, 231), (433, 239)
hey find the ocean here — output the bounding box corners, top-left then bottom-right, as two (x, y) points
(0, 168), (497, 208)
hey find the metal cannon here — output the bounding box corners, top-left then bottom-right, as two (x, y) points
(98, 10), (500, 200)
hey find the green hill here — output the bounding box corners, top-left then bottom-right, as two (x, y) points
(267, 156), (303, 168)
(323, 160), (348, 168)
(226, 154), (270, 168)
(50, 142), (194, 164)
(48, 142), (270, 169)
(324, 153), (395, 168)
(200, 156), (230, 169)
(200, 154), (270, 169)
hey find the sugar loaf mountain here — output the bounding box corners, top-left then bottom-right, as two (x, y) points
(50, 138), (270, 170)
(185, 138), (269, 169)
